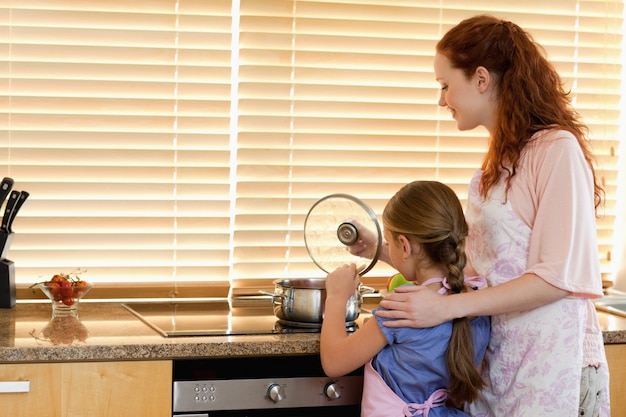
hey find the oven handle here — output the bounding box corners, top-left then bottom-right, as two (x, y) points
(173, 414), (208, 417)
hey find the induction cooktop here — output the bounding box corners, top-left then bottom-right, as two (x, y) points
(122, 298), (281, 337)
(123, 297), (365, 337)
(122, 297), (358, 337)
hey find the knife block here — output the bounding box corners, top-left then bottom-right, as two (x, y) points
(0, 259), (15, 308)
(0, 232), (16, 308)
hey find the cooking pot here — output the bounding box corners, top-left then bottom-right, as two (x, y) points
(263, 278), (374, 324)
(262, 194), (382, 325)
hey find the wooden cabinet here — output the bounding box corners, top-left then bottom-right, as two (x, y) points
(0, 360), (172, 417)
(0, 346), (618, 416)
(606, 344), (626, 417)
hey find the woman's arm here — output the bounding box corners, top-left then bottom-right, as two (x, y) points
(321, 264), (388, 376)
(375, 272), (569, 327)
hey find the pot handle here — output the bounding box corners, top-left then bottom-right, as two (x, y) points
(359, 285), (376, 295)
(258, 290), (286, 299)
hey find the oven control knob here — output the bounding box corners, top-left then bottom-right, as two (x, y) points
(324, 382), (342, 399)
(267, 383), (286, 402)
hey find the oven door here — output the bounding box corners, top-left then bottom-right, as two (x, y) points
(173, 355), (363, 417)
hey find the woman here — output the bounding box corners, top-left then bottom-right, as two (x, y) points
(356, 15), (609, 416)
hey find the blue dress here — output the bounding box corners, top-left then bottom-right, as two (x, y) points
(369, 303), (490, 416)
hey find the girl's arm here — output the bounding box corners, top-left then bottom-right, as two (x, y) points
(376, 272), (568, 327)
(320, 264), (388, 377)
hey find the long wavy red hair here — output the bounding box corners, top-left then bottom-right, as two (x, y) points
(437, 15), (604, 210)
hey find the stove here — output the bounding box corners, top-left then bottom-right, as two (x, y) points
(122, 298), (368, 416)
(122, 297), (366, 337)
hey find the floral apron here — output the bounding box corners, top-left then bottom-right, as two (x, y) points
(464, 173), (609, 416)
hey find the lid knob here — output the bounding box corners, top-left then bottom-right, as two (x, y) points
(337, 222), (359, 246)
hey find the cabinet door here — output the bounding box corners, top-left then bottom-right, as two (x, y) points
(0, 362), (61, 417)
(0, 360), (172, 417)
(606, 344), (626, 417)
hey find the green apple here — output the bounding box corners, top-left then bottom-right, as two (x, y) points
(387, 273), (412, 292)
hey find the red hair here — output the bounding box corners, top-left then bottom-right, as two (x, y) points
(437, 15), (604, 210)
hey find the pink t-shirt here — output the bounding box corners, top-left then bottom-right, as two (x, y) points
(509, 129), (603, 298)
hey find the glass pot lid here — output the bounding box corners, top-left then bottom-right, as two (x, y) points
(304, 193), (382, 276)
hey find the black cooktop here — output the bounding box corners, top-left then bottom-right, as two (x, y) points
(123, 298), (282, 337)
(123, 298), (366, 337)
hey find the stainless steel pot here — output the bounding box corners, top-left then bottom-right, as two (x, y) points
(263, 278), (371, 324)
(262, 193), (382, 325)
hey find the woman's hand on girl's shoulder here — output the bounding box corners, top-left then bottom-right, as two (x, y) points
(376, 285), (451, 328)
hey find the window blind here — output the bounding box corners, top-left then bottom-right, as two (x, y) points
(1, 0), (622, 296)
(1, 0), (234, 289)
(234, 0), (623, 290)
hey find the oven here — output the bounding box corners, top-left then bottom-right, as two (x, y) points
(122, 298), (368, 416)
(172, 355), (363, 417)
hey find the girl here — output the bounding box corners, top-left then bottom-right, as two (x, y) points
(320, 180), (490, 417)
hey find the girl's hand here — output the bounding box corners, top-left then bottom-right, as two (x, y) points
(345, 220), (391, 265)
(376, 284), (451, 328)
(345, 220), (379, 259)
(325, 263), (360, 302)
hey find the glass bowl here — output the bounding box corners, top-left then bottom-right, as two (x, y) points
(38, 282), (92, 317)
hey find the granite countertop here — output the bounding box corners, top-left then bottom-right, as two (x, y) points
(1, 300), (626, 364)
(0, 301), (326, 364)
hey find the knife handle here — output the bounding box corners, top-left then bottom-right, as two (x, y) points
(7, 191), (30, 233)
(7, 191), (29, 233)
(0, 177), (14, 207)
(1, 191), (20, 233)
(0, 177), (13, 192)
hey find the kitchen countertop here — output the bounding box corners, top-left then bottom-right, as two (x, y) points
(1, 300), (626, 364)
